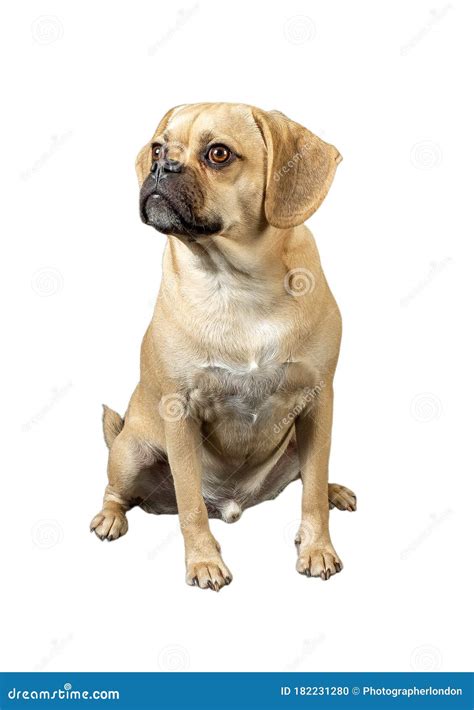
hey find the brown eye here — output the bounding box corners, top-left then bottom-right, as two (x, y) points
(152, 144), (162, 160)
(207, 144), (231, 164)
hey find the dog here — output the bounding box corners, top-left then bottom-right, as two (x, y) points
(90, 103), (356, 591)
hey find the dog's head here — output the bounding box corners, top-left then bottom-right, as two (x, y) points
(137, 103), (341, 241)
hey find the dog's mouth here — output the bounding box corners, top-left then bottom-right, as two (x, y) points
(141, 187), (222, 241)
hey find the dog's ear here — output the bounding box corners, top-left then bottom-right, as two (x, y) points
(252, 108), (342, 229)
(135, 105), (185, 186)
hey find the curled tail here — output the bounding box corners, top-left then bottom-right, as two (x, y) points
(102, 404), (125, 448)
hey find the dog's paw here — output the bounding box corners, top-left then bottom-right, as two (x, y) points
(328, 483), (357, 512)
(186, 554), (233, 591)
(90, 509), (128, 541)
(295, 537), (343, 580)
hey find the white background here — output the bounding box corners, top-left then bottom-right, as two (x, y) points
(1, 0), (472, 674)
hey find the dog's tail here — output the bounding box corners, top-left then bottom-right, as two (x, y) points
(102, 404), (125, 448)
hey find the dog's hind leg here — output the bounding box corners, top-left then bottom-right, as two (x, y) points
(90, 404), (163, 541)
(328, 483), (357, 512)
(248, 440), (356, 513)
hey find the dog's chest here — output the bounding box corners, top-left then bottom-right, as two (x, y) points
(175, 278), (310, 435)
(188, 357), (289, 425)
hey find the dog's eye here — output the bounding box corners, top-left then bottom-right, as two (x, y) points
(151, 144), (163, 160)
(206, 144), (232, 165)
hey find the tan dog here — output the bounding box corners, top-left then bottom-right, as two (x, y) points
(90, 103), (356, 591)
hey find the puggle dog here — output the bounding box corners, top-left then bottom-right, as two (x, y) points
(90, 103), (356, 591)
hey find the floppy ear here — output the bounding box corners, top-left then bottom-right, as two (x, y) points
(135, 105), (185, 186)
(252, 108), (342, 229)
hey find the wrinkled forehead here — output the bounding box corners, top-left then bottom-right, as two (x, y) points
(155, 103), (263, 151)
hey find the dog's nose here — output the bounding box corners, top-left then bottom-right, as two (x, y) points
(149, 155), (183, 189)
(162, 157), (183, 173)
(149, 156), (183, 179)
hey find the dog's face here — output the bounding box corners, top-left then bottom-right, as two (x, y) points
(137, 103), (342, 241)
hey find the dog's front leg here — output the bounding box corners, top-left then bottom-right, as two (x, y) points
(295, 382), (343, 580)
(165, 417), (232, 591)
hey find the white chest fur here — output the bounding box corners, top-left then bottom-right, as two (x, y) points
(164, 243), (306, 427)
